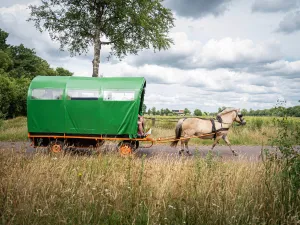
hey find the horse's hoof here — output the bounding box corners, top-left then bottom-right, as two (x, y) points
(186, 152), (192, 156)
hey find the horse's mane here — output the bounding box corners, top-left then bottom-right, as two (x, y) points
(217, 107), (238, 116)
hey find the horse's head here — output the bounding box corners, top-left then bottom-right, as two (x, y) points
(217, 108), (246, 125)
(234, 109), (246, 125)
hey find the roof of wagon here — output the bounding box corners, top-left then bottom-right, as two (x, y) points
(29, 76), (146, 90)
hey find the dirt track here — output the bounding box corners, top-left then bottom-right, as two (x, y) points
(0, 141), (271, 161)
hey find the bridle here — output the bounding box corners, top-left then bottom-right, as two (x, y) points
(217, 110), (244, 124)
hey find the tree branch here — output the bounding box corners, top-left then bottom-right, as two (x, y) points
(101, 41), (113, 45)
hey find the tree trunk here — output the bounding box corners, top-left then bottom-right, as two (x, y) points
(92, 28), (101, 77)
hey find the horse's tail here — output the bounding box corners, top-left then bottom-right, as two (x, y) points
(170, 118), (184, 147)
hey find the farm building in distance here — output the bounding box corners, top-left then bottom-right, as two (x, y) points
(172, 110), (185, 115)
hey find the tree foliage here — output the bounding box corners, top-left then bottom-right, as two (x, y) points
(0, 28), (73, 119)
(242, 107), (300, 117)
(194, 109), (202, 116)
(28, 0), (175, 77)
(184, 108), (191, 115)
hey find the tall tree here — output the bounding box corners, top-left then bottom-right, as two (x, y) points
(56, 67), (73, 76)
(165, 108), (170, 115)
(0, 29), (9, 50)
(194, 109), (202, 116)
(151, 107), (156, 116)
(184, 108), (191, 115)
(28, 0), (175, 77)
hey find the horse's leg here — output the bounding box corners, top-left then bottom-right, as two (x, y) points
(222, 134), (237, 156)
(185, 139), (192, 156)
(211, 135), (222, 151)
(179, 140), (184, 155)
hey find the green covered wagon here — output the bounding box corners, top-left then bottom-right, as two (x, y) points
(27, 76), (147, 154)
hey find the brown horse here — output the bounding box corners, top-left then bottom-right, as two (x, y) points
(170, 108), (246, 156)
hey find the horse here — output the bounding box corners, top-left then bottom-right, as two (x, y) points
(170, 108), (246, 156)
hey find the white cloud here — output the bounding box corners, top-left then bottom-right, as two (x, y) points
(263, 60), (300, 77)
(128, 33), (282, 70)
(195, 37), (281, 68)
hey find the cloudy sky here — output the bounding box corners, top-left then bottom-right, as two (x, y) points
(1, 0), (300, 112)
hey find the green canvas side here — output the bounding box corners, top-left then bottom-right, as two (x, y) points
(27, 76), (146, 137)
(27, 76), (70, 133)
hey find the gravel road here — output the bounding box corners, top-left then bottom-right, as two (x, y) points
(0, 141), (271, 161)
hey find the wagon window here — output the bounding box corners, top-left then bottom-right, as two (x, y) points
(67, 89), (99, 100)
(31, 88), (63, 100)
(103, 90), (135, 101)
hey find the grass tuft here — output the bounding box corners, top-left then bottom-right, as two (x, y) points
(0, 150), (298, 224)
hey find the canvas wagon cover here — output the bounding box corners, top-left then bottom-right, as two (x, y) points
(27, 76), (146, 138)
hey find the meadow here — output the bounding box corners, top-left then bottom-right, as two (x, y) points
(0, 116), (299, 224)
(1, 116), (300, 145)
(1, 149), (299, 225)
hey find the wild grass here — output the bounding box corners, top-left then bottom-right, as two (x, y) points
(0, 117), (27, 141)
(0, 150), (299, 225)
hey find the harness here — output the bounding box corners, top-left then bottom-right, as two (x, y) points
(209, 119), (230, 139)
(210, 119), (217, 139)
(210, 111), (244, 139)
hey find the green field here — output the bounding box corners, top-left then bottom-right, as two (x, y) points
(1, 116), (300, 146)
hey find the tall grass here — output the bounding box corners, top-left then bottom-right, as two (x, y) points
(0, 150), (299, 224)
(0, 117), (27, 141)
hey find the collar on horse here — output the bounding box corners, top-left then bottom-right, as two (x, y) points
(210, 116), (231, 140)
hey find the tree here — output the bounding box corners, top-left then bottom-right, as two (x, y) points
(147, 109), (151, 115)
(28, 0), (175, 77)
(165, 108), (170, 115)
(0, 74), (15, 118)
(56, 67), (73, 76)
(0, 50), (13, 72)
(194, 109), (202, 116)
(184, 108), (191, 115)
(0, 29), (9, 50)
(151, 107), (156, 116)
(142, 104), (147, 115)
(241, 108), (248, 116)
(0, 28), (73, 118)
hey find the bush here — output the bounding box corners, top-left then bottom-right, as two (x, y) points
(263, 117), (300, 220)
(0, 74), (15, 118)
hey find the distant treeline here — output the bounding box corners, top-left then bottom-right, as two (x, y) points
(240, 106), (300, 117)
(144, 106), (300, 117)
(0, 28), (73, 119)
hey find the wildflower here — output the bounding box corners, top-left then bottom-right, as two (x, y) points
(168, 205), (176, 209)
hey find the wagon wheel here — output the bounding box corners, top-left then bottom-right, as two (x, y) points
(118, 142), (135, 156)
(49, 140), (65, 154)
